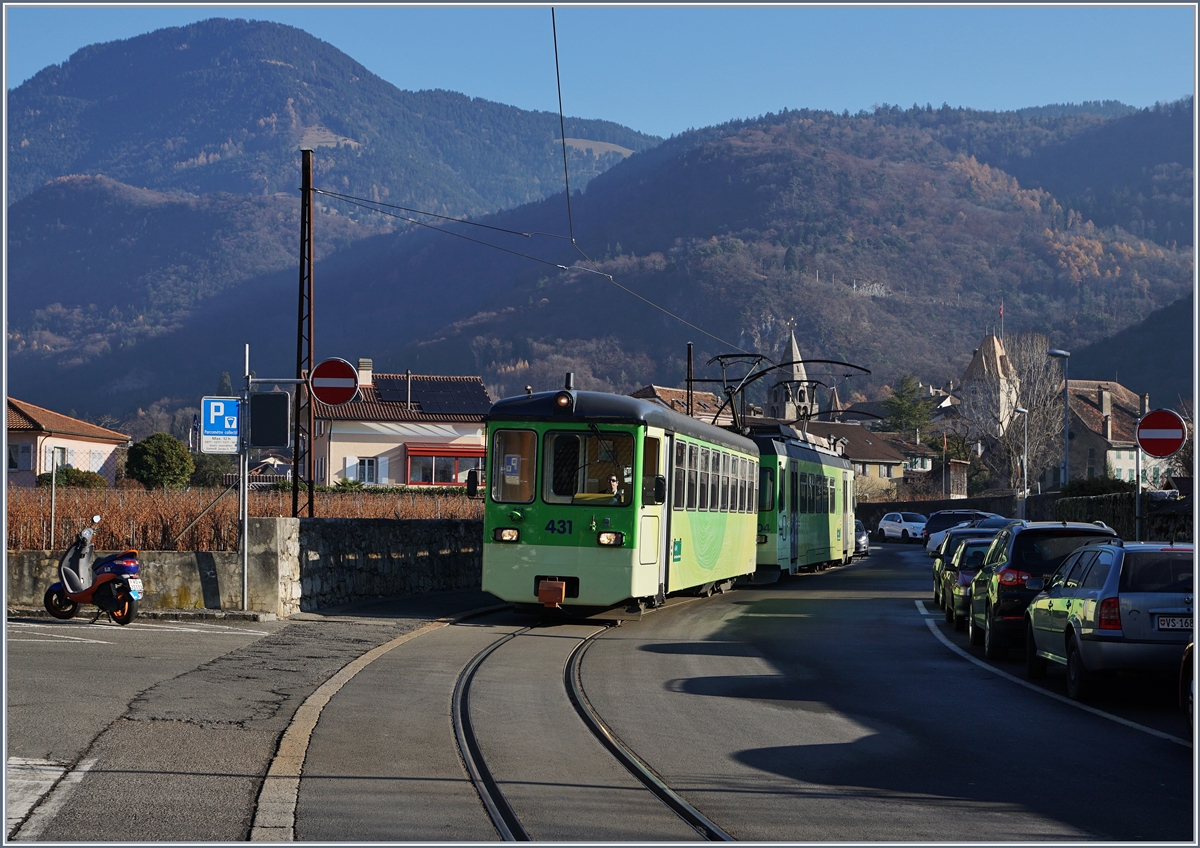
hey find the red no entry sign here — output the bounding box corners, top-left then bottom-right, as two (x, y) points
(309, 358), (359, 406)
(1136, 408), (1188, 458)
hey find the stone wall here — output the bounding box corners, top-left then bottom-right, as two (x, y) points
(855, 495), (1019, 533)
(298, 518), (482, 612)
(1055, 493), (1193, 542)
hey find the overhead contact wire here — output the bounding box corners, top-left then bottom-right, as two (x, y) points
(552, 8), (575, 244)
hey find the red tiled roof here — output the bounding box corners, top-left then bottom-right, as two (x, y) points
(1068, 379), (1144, 446)
(7, 398), (129, 442)
(630, 385), (733, 423)
(313, 373), (489, 422)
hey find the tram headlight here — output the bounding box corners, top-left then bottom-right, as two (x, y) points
(597, 531), (625, 547)
(756, 534), (768, 545)
(494, 528), (520, 543)
(553, 390), (575, 414)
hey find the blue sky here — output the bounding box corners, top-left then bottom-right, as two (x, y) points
(4, 4), (1195, 138)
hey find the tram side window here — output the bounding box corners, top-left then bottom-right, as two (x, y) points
(799, 473), (808, 514)
(829, 477), (837, 514)
(810, 473), (818, 514)
(491, 430), (536, 504)
(760, 467), (775, 513)
(698, 447), (710, 510)
(673, 441), (686, 510)
(749, 462), (758, 513)
(706, 453), (714, 510)
(686, 443), (699, 510)
(720, 453), (730, 511)
(820, 475), (828, 514)
(738, 458), (747, 512)
(642, 437), (661, 505)
(778, 463), (786, 511)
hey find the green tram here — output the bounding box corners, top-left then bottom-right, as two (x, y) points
(479, 384), (760, 613)
(747, 422), (856, 575)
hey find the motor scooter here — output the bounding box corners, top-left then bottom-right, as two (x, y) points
(44, 515), (143, 625)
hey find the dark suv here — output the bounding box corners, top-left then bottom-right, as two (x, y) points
(968, 521), (1119, 659)
(922, 509), (1001, 546)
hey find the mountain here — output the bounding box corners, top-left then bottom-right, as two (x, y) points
(6, 17), (659, 381)
(7, 18), (659, 211)
(1071, 291), (1194, 410)
(5, 20), (1193, 421)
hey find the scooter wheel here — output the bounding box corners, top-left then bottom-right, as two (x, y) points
(44, 587), (79, 620)
(110, 594), (138, 626)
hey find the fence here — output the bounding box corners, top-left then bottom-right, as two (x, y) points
(6, 487), (483, 553)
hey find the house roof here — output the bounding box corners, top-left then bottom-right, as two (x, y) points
(7, 398), (129, 443)
(1067, 379), (1144, 446)
(876, 432), (939, 458)
(313, 374), (490, 422)
(804, 422), (906, 463)
(629, 385), (734, 424)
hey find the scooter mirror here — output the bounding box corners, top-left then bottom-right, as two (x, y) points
(92, 515), (101, 524)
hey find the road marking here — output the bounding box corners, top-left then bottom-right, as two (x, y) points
(915, 601), (1190, 748)
(10, 757), (97, 840)
(248, 604), (509, 842)
(6, 758), (65, 836)
(5, 623), (112, 644)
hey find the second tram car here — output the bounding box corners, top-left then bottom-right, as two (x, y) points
(748, 422), (855, 575)
(479, 383), (760, 613)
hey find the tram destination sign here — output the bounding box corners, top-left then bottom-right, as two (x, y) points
(1136, 408), (1188, 458)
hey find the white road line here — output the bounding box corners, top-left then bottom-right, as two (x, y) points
(6, 758), (65, 837)
(915, 600), (1191, 748)
(11, 757), (97, 840)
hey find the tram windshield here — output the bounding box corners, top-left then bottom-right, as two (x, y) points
(543, 430), (635, 506)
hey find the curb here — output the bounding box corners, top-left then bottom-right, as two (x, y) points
(7, 607), (276, 622)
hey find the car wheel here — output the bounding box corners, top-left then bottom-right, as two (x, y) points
(952, 607), (967, 632)
(983, 606), (1005, 660)
(901, 530), (910, 542)
(876, 528), (887, 543)
(967, 605), (985, 646)
(933, 578), (941, 605)
(1025, 621), (1047, 679)
(1065, 634), (1094, 701)
(944, 595), (955, 624)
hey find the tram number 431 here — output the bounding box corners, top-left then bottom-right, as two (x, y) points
(545, 519), (574, 534)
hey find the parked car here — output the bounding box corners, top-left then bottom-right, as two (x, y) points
(967, 521), (1119, 660)
(923, 510), (1004, 553)
(931, 526), (1004, 607)
(942, 538), (997, 631)
(1024, 542), (1193, 700)
(853, 520), (871, 558)
(1181, 642), (1193, 740)
(876, 512), (927, 543)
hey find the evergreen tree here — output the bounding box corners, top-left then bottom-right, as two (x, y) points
(784, 246), (799, 274)
(217, 372), (234, 396)
(126, 433), (194, 489)
(881, 374), (934, 437)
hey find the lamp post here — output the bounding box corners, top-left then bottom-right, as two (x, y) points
(1047, 349), (1070, 488)
(1014, 407), (1028, 500)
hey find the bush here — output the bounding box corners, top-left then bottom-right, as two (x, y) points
(1060, 477), (1137, 498)
(190, 453), (236, 487)
(35, 466), (108, 488)
(126, 433), (195, 489)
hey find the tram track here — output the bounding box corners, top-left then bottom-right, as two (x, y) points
(451, 618), (733, 842)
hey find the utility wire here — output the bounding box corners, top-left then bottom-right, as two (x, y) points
(551, 8), (575, 244)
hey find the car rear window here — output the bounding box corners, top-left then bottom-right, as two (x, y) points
(1119, 551), (1194, 593)
(1011, 532), (1116, 575)
(901, 513), (925, 523)
(926, 513), (970, 533)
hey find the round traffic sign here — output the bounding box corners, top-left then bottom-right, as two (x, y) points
(1136, 408), (1187, 458)
(309, 358), (359, 406)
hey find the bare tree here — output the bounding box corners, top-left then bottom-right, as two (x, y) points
(1167, 398), (1193, 479)
(957, 332), (1065, 491)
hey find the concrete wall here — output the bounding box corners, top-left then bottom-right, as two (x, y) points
(855, 495), (1019, 533)
(9, 517), (482, 617)
(8, 518), (300, 617)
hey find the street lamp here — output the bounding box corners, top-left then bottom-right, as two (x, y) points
(1047, 349), (1070, 488)
(1014, 407), (1028, 500)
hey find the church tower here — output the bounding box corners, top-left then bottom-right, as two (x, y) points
(767, 330), (813, 421)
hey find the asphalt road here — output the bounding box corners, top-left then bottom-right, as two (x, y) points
(7, 542), (1194, 841)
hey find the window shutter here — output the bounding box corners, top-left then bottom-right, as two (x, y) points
(379, 456), (388, 485)
(344, 455), (358, 481)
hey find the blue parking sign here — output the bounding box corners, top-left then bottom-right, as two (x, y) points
(201, 396), (241, 454)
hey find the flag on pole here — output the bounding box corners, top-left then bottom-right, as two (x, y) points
(943, 432), (947, 451)
(999, 300), (1004, 318)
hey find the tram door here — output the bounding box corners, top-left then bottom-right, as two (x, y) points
(640, 431), (671, 603)
(841, 471), (853, 560)
(789, 468), (800, 567)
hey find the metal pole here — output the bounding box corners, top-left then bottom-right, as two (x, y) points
(1135, 447), (1142, 542)
(242, 344), (250, 611)
(294, 149), (315, 519)
(1063, 357), (1069, 485)
(686, 342), (694, 418)
(50, 448), (58, 549)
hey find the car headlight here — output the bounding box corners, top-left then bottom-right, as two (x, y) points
(597, 531), (625, 546)
(494, 528), (520, 542)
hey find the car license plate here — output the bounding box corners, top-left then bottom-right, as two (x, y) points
(1157, 615), (1192, 631)
(127, 577), (144, 592)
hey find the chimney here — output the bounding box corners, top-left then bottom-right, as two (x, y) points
(1103, 414), (1112, 441)
(1099, 387), (1111, 417)
(1140, 393), (1150, 415)
(357, 358), (373, 387)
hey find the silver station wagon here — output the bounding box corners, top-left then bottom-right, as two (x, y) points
(1024, 541), (1194, 701)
